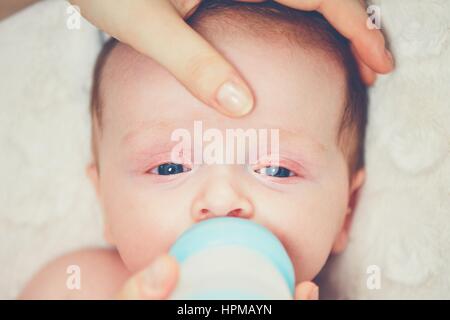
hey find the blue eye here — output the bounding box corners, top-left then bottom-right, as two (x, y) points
(256, 166), (295, 178)
(150, 163), (190, 175)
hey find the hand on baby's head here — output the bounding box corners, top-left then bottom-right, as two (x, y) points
(87, 1), (367, 287)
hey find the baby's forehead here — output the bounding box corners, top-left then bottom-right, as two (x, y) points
(101, 42), (167, 93)
(100, 38), (345, 136)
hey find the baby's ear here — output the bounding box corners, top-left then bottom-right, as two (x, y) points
(86, 163), (100, 198)
(331, 169), (366, 254)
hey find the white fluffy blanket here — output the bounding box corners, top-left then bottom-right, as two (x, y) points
(0, 0), (449, 299)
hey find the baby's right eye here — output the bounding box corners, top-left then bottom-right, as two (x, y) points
(148, 163), (191, 175)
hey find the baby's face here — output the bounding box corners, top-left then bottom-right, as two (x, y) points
(89, 36), (364, 282)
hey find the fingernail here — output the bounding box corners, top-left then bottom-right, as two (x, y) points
(141, 257), (170, 295)
(217, 80), (253, 116)
(385, 48), (395, 69)
(309, 286), (319, 300)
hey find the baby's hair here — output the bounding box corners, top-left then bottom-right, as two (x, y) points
(90, 0), (368, 175)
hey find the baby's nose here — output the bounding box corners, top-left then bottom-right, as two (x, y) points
(195, 205), (253, 220)
(190, 180), (254, 221)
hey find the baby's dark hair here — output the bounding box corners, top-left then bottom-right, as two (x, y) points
(90, 0), (368, 175)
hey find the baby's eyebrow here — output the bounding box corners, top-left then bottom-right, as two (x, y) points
(278, 128), (327, 155)
(121, 121), (327, 163)
(121, 120), (174, 148)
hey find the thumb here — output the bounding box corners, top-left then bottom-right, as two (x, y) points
(116, 255), (179, 300)
(295, 281), (319, 300)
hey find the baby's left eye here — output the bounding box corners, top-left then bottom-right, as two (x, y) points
(148, 162), (191, 175)
(255, 166), (296, 178)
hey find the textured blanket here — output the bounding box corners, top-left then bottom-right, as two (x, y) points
(0, 0), (449, 299)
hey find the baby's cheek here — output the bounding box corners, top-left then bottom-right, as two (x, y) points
(289, 204), (343, 281)
(259, 184), (347, 282)
(103, 192), (174, 272)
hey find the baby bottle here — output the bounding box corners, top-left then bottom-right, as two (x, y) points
(168, 217), (295, 300)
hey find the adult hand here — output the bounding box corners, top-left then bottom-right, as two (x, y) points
(264, 0), (394, 85)
(116, 254), (318, 300)
(295, 281), (319, 300)
(70, 0), (394, 117)
(116, 255), (179, 299)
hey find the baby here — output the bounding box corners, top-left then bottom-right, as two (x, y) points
(21, 0), (367, 299)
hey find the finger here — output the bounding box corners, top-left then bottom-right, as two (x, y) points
(294, 281), (319, 300)
(72, 0), (254, 117)
(273, 0), (394, 74)
(318, 0), (394, 74)
(170, 0), (202, 19)
(351, 44), (377, 85)
(144, 0), (254, 117)
(116, 255), (179, 300)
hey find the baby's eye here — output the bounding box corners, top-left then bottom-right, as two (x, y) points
(149, 163), (191, 175)
(255, 166), (296, 178)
